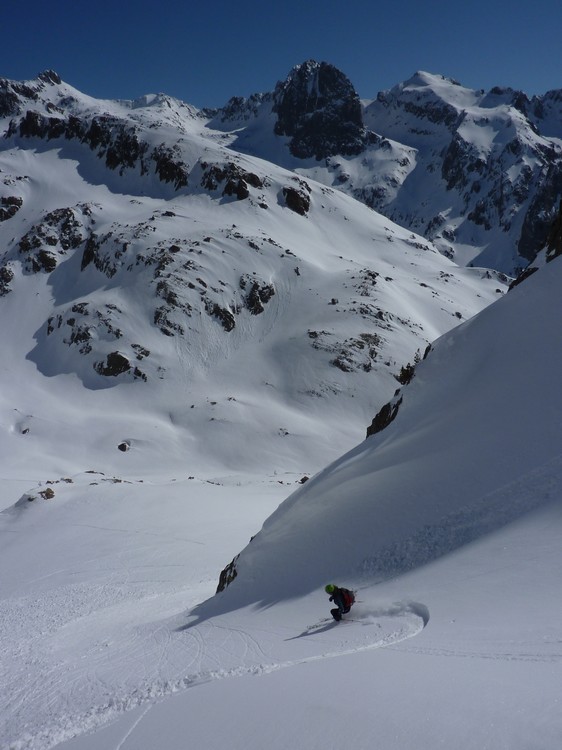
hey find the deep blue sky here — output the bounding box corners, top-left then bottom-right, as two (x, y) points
(3, 0), (562, 108)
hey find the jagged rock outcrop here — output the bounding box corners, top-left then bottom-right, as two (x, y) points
(200, 161), (263, 200)
(214, 93), (270, 125)
(92, 351), (146, 381)
(6, 109), (189, 190)
(239, 274), (275, 314)
(0, 265), (14, 296)
(216, 555), (239, 593)
(509, 198), (562, 289)
(545, 198), (562, 262)
(282, 184), (310, 215)
(0, 196), (23, 221)
(366, 393), (403, 438)
(18, 206), (92, 274)
(272, 60), (375, 160)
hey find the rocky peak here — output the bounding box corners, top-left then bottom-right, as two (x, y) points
(272, 60), (370, 160)
(0, 77), (41, 118)
(370, 71), (469, 137)
(215, 92), (270, 126)
(38, 70), (62, 86)
(480, 85), (530, 116)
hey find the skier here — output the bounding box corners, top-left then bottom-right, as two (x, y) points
(325, 584), (355, 621)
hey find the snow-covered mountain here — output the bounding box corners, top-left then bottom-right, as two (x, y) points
(212, 61), (562, 275)
(0, 68), (507, 503)
(1, 65), (561, 750)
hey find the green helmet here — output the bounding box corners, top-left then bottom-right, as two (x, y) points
(325, 584), (335, 594)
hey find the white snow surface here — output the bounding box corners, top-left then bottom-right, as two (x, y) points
(0, 74), (560, 750)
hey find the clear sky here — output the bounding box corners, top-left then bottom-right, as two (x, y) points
(2, 0), (562, 108)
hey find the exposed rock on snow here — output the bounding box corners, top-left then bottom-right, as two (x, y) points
(282, 185), (310, 215)
(0, 194), (22, 221)
(200, 161), (263, 199)
(366, 393), (403, 437)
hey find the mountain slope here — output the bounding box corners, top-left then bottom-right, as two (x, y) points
(200, 252), (562, 612)
(0, 71), (506, 506)
(1, 246), (559, 750)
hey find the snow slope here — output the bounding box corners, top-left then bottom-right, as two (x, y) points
(204, 252), (562, 610)
(2, 252), (561, 750)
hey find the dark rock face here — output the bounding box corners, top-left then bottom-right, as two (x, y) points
(518, 161), (562, 263)
(205, 301), (236, 331)
(309, 328), (382, 375)
(0, 196), (23, 221)
(18, 206), (91, 274)
(81, 233), (122, 277)
(283, 186), (310, 215)
(9, 110), (189, 189)
(508, 265), (539, 290)
(200, 161), (263, 200)
(94, 351), (131, 377)
(0, 77), (40, 117)
(38, 70), (62, 86)
(366, 395), (403, 438)
(215, 92), (270, 125)
(216, 555), (239, 593)
(545, 199), (562, 262)
(239, 274), (275, 315)
(47, 301), (124, 356)
(0, 265), (14, 296)
(282, 179), (311, 215)
(273, 60), (371, 160)
(151, 144), (189, 189)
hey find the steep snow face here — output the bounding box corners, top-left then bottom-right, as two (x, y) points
(202, 255), (562, 613)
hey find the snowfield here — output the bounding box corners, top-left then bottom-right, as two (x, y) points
(3, 259), (561, 749)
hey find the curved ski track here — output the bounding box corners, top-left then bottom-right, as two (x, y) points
(2, 601), (427, 750)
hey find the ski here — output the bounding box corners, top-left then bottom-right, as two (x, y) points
(306, 617), (333, 630)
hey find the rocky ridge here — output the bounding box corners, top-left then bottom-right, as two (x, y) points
(4, 64), (562, 276)
(213, 66), (562, 275)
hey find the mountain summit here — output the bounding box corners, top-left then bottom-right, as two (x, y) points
(272, 60), (374, 159)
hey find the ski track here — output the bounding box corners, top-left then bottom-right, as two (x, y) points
(2, 602), (426, 750)
(388, 643), (562, 664)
